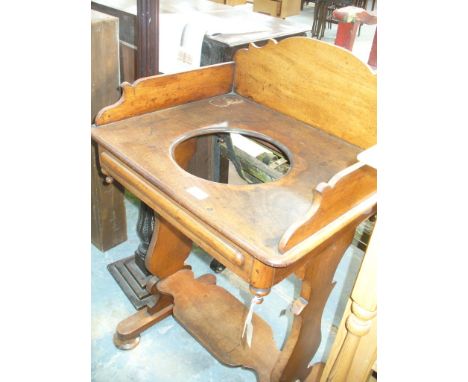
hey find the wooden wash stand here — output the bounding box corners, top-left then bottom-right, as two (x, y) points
(92, 37), (376, 382)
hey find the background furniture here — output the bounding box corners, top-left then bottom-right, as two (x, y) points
(198, 8), (308, 65)
(318, 211), (377, 382)
(312, 0), (354, 39)
(211, 0), (247, 5)
(91, 0), (309, 76)
(253, 0), (302, 18)
(91, 10), (127, 251)
(91, 2), (139, 83)
(333, 6), (377, 68)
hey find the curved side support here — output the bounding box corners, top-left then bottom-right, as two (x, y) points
(94, 62), (235, 126)
(272, 226), (358, 382)
(279, 162), (377, 254)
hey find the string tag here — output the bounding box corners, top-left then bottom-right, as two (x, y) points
(290, 297), (308, 316)
(242, 295), (262, 348)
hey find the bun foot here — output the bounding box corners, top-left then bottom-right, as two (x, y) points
(113, 333), (140, 350)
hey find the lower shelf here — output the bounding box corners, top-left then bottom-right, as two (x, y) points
(158, 269), (280, 381)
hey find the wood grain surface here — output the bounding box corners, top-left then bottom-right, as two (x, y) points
(280, 162), (376, 252)
(234, 37), (376, 148)
(95, 62), (234, 125)
(273, 227), (357, 381)
(158, 270), (280, 382)
(91, 10), (127, 251)
(92, 94), (361, 266)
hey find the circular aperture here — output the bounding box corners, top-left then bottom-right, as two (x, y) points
(172, 131), (291, 185)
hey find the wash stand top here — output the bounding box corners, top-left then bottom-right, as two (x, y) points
(92, 37), (377, 268)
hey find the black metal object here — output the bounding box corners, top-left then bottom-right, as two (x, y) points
(108, 193), (157, 310)
(134, 202), (156, 272)
(107, 200), (156, 309)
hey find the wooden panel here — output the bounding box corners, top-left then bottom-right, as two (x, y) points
(273, 227), (357, 381)
(91, 10), (127, 251)
(253, 0), (301, 18)
(234, 37), (376, 148)
(91, 11), (121, 122)
(279, 0), (302, 18)
(225, 0), (247, 5)
(253, 0), (281, 17)
(91, 1), (137, 45)
(90, 2), (137, 83)
(91, 143), (127, 251)
(95, 62), (235, 125)
(319, 223), (378, 382)
(280, 162), (376, 253)
(119, 42), (137, 83)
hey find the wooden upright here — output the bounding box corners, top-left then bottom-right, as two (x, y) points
(92, 37), (377, 381)
(91, 11), (127, 251)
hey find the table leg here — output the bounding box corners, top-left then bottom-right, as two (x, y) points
(272, 227), (357, 382)
(108, 130), (197, 309)
(113, 216), (192, 349)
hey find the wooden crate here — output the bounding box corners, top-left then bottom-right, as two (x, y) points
(91, 2), (137, 83)
(225, 0), (247, 5)
(253, 0), (301, 18)
(210, 0), (247, 5)
(91, 10), (127, 251)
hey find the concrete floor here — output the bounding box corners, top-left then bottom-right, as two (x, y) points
(91, 2), (375, 381)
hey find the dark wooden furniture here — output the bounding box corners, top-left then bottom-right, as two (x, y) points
(91, 10), (127, 251)
(198, 7), (308, 65)
(91, 0), (309, 73)
(136, 0), (160, 76)
(92, 37), (376, 381)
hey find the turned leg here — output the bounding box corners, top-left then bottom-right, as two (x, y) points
(272, 227), (357, 382)
(113, 216), (192, 350)
(324, 222), (378, 382)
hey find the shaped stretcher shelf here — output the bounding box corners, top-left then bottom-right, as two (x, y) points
(158, 270), (279, 382)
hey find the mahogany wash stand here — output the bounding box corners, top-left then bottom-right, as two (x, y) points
(92, 37), (376, 382)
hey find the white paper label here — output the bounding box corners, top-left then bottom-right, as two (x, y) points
(246, 320), (253, 348)
(242, 295), (263, 348)
(186, 186), (209, 200)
